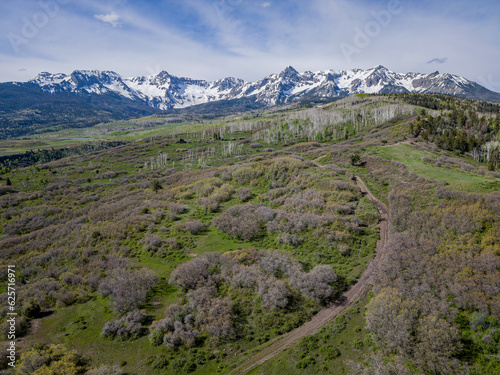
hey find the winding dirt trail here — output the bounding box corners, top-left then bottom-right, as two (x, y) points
(228, 156), (389, 375)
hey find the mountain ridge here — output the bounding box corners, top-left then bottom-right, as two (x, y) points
(22, 65), (500, 109)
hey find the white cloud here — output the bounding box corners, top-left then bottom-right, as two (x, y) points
(427, 58), (448, 65)
(259, 2), (271, 8)
(94, 11), (121, 27)
(0, 0), (499, 93)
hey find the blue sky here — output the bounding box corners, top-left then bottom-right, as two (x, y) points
(1, 0), (499, 92)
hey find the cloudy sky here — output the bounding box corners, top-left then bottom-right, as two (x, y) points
(1, 0), (499, 92)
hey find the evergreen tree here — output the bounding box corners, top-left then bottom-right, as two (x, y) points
(151, 179), (162, 194)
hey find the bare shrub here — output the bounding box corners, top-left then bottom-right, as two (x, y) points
(149, 304), (199, 348)
(230, 264), (260, 289)
(60, 272), (83, 286)
(0, 186), (12, 195)
(169, 257), (210, 290)
(257, 250), (301, 277)
(277, 232), (304, 246)
(165, 212), (178, 221)
(182, 219), (204, 234)
(101, 310), (147, 339)
(254, 205), (275, 222)
(284, 189), (325, 211)
(266, 210), (327, 234)
(338, 244), (350, 255)
(258, 277), (289, 310)
(94, 171), (117, 180)
(164, 238), (180, 250)
(237, 187), (252, 202)
(290, 265), (337, 303)
(197, 197), (219, 212)
(99, 268), (158, 314)
(186, 285), (217, 311)
(212, 204), (271, 240)
(219, 167), (234, 181)
(197, 297), (234, 341)
(169, 203), (187, 214)
(140, 233), (162, 250)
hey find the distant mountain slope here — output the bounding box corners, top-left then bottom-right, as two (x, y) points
(0, 82), (159, 138)
(2, 65), (500, 138)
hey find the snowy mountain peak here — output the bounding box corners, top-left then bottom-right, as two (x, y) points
(371, 65), (389, 72)
(24, 66), (500, 109)
(280, 66), (300, 78)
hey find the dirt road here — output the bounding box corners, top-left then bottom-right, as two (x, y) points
(228, 157), (389, 375)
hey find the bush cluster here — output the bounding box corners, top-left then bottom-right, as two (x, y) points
(101, 310), (148, 339)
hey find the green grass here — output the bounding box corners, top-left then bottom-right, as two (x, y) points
(375, 143), (500, 193)
(246, 295), (371, 375)
(29, 296), (165, 374)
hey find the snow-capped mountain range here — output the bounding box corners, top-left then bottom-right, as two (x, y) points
(25, 65), (500, 109)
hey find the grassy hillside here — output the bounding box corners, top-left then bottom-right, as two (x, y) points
(0, 94), (499, 375)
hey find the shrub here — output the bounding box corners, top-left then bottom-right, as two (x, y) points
(187, 285), (217, 311)
(277, 232), (304, 246)
(146, 355), (169, 370)
(149, 305), (199, 349)
(151, 179), (163, 194)
(232, 166), (261, 184)
(164, 238), (180, 250)
(182, 219), (204, 234)
(295, 356), (315, 369)
(213, 204), (269, 240)
(169, 203), (187, 214)
(237, 187), (252, 202)
(365, 287), (418, 356)
(197, 297), (235, 341)
(15, 344), (84, 375)
(101, 310), (147, 339)
(23, 300), (41, 318)
(210, 183), (235, 203)
(99, 268), (158, 314)
(350, 153), (362, 166)
(141, 233), (163, 250)
(0, 186), (12, 195)
(290, 265), (337, 303)
(197, 197), (219, 213)
(265, 157), (305, 180)
(230, 264), (260, 289)
(169, 257), (210, 290)
(258, 250), (301, 277)
(193, 178), (223, 197)
(258, 277), (289, 310)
